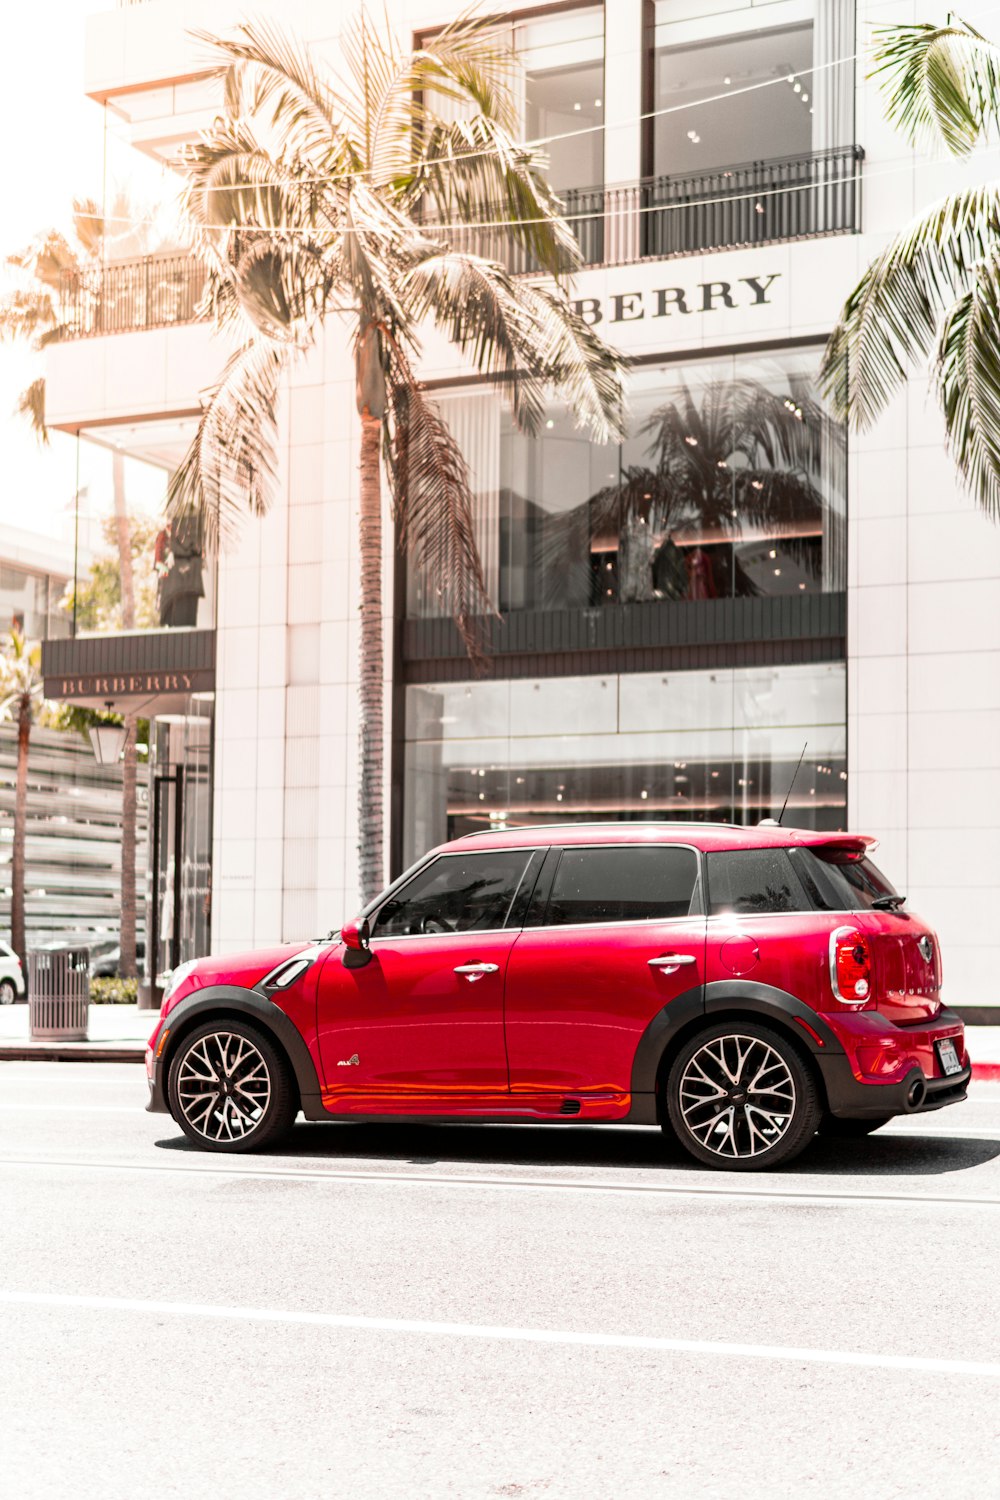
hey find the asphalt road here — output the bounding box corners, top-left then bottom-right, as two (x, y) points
(2, 1062), (999, 1500)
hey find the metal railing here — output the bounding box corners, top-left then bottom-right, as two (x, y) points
(54, 148), (862, 338)
(638, 144), (865, 259)
(424, 145), (863, 272)
(58, 255), (207, 339)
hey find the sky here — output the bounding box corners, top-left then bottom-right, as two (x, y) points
(0, 1), (175, 559)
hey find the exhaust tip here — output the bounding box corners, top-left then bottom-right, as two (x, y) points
(905, 1074), (927, 1111)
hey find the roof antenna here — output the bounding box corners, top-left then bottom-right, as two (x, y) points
(760, 741), (808, 827)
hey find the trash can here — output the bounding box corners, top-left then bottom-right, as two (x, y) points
(28, 947), (90, 1041)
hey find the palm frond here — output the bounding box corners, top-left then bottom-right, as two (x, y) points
(0, 287), (57, 344)
(386, 341), (493, 659)
(180, 115), (321, 236)
(166, 340), (287, 552)
(520, 283), (628, 444)
(820, 182), (1000, 427)
(402, 250), (546, 431)
(16, 378), (47, 444)
(193, 20), (362, 174)
(872, 18), (1000, 156)
(932, 256), (1000, 519)
(410, 116), (580, 279)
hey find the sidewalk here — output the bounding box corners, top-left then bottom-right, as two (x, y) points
(0, 1004), (156, 1062)
(1, 1003), (999, 1077)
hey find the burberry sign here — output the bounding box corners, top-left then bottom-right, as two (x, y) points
(49, 670), (214, 699)
(571, 273), (782, 326)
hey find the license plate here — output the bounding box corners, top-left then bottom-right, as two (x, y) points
(936, 1038), (963, 1076)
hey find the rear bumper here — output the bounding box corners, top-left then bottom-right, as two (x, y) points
(817, 1005), (970, 1119)
(818, 1055), (970, 1118)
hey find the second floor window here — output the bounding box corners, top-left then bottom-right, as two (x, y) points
(649, 1), (855, 180)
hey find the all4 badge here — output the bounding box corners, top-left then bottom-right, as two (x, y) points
(336, 1053), (360, 1068)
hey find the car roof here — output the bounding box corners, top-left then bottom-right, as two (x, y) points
(446, 822), (876, 855)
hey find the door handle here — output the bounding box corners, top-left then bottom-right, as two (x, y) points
(648, 954), (698, 972)
(454, 962), (499, 982)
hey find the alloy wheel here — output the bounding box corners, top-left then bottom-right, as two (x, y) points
(678, 1032), (796, 1160)
(175, 1030), (272, 1144)
(0, 979), (15, 1004)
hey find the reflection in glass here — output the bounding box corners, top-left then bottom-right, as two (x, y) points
(403, 663), (847, 863)
(70, 417), (215, 636)
(413, 349), (845, 619)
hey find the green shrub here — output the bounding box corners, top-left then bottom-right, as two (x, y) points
(90, 976), (139, 1005)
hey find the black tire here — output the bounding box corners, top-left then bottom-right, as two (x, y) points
(818, 1114), (894, 1139)
(167, 1019), (298, 1153)
(0, 978), (16, 1004)
(665, 1021), (822, 1172)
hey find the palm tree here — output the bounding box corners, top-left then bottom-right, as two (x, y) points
(0, 630), (44, 973)
(821, 17), (1000, 514)
(0, 200), (159, 980)
(167, 10), (627, 901)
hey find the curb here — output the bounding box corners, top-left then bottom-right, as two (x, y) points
(972, 1062), (1000, 1083)
(0, 1044), (145, 1063)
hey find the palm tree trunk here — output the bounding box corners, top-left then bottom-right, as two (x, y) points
(11, 698), (30, 973)
(358, 412), (384, 904)
(120, 712), (137, 980)
(112, 451), (138, 981)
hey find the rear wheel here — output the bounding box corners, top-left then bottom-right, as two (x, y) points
(0, 978), (16, 1004)
(818, 1114), (894, 1139)
(665, 1021), (821, 1172)
(167, 1020), (297, 1153)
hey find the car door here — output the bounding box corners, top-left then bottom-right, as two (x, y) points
(315, 847), (543, 1114)
(504, 842), (706, 1106)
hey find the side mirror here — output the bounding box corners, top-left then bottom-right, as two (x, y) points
(341, 917), (372, 968)
(341, 917), (371, 950)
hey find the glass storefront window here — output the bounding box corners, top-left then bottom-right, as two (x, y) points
(148, 705), (213, 980)
(0, 562), (71, 640)
(403, 662), (847, 864)
(409, 347), (845, 619)
(69, 417), (214, 636)
(519, 7), (604, 194)
(650, 0), (855, 176)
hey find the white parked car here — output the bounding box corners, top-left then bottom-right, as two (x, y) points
(0, 941), (25, 1003)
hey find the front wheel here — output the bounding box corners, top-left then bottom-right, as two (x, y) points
(665, 1022), (822, 1171)
(167, 1020), (297, 1153)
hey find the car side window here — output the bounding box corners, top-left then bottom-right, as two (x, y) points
(371, 850), (535, 937)
(539, 846), (699, 927)
(707, 849), (810, 915)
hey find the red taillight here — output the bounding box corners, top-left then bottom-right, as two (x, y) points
(830, 926), (873, 1007)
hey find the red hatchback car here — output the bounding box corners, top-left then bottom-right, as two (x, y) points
(145, 823), (970, 1171)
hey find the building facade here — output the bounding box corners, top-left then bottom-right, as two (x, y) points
(41, 0), (1000, 1007)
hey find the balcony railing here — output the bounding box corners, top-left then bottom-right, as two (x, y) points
(54, 147), (862, 339)
(638, 144), (864, 259)
(58, 256), (207, 339)
(436, 145), (863, 272)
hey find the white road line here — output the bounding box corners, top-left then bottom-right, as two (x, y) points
(0, 1104), (135, 1114)
(1, 1289), (997, 1379)
(1, 1154), (998, 1208)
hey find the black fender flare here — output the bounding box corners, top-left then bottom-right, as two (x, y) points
(151, 986), (324, 1118)
(626, 980), (844, 1124)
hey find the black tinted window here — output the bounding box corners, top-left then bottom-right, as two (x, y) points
(372, 851), (534, 936)
(791, 847), (900, 912)
(707, 849), (810, 915)
(542, 846), (699, 926)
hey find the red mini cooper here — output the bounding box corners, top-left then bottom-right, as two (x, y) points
(145, 824), (970, 1171)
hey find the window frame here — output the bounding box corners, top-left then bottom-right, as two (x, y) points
(526, 840), (705, 931)
(366, 846), (545, 942)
